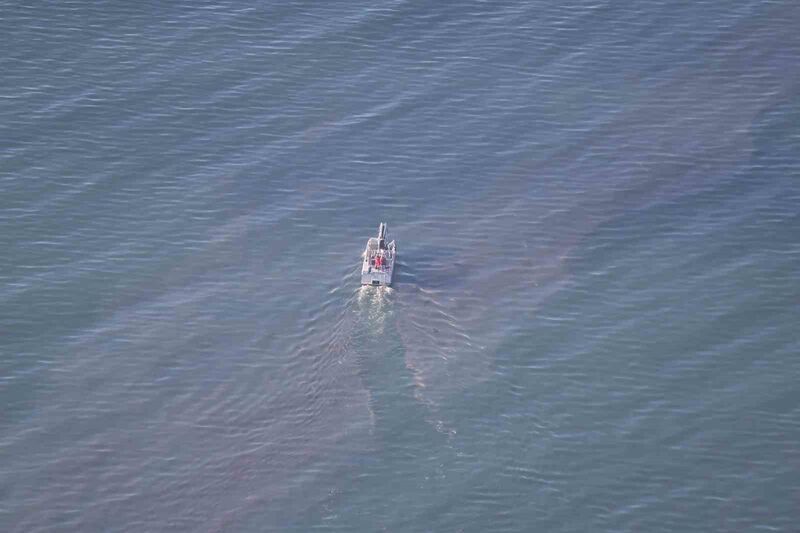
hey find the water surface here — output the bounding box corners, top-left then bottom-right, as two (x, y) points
(1, 1), (799, 531)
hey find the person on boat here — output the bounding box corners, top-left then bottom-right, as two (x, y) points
(375, 255), (383, 269)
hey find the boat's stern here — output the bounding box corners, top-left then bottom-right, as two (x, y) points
(361, 267), (393, 286)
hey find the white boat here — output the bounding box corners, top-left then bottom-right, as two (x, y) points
(361, 223), (396, 286)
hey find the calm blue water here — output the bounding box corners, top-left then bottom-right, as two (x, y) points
(2, 1), (799, 531)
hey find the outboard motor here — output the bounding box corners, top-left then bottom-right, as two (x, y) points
(378, 222), (387, 250)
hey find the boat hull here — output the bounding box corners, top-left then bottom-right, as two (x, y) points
(361, 224), (396, 286)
